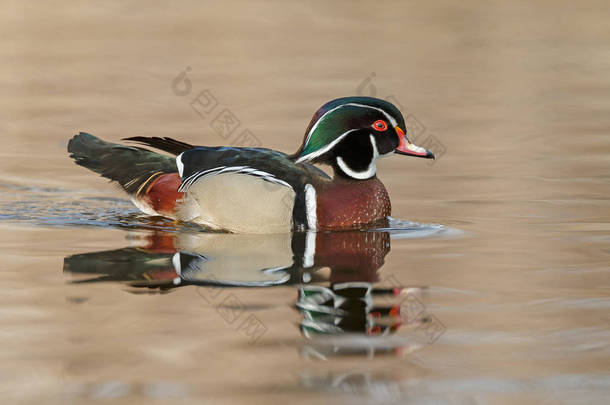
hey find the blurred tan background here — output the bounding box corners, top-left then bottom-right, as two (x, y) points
(1, 1), (609, 404)
(2, 0), (608, 214)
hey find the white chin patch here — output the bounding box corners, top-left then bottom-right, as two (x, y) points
(336, 134), (379, 180)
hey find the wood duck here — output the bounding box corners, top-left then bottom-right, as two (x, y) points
(68, 96), (434, 233)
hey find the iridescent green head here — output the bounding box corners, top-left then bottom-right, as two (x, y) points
(294, 97), (434, 180)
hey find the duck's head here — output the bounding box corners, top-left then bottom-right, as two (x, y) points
(294, 96), (434, 180)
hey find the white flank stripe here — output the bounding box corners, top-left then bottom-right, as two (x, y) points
(303, 230), (316, 268)
(178, 165), (292, 192)
(172, 253), (182, 275)
(179, 166), (225, 191)
(305, 183), (317, 230)
(217, 166), (247, 175)
(176, 153), (185, 177)
(179, 166), (227, 191)
(131, 196), (157, 216)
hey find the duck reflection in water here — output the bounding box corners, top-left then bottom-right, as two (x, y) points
(64, 228), (431, 358)
(63, 229), (393, 288)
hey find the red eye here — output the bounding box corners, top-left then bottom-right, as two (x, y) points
(372, 120), (388, 131)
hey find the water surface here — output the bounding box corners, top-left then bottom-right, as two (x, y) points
(1, 1), (609, 404)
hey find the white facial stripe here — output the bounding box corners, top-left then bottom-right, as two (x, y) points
(303, 103), (350, 148)
(296, 129), (358, 163)
(347, 103), (398, 127)
(370, 134), (380, 159)
(304, 183), (317, 230)
(335, 134), (379, 180)
(300, 102), (399, 158)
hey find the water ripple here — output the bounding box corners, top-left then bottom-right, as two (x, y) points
(0, 182), (457, 237)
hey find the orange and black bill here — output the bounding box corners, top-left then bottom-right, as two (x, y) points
(394, 127), (435, 159)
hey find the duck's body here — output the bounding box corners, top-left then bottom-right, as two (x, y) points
(68, 97), (433, 233)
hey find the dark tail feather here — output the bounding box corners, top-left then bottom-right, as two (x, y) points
(122, 136), (194, 156)
(68, 132), (177, 195)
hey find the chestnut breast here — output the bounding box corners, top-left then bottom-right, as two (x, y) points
(315, 177), (391, 230)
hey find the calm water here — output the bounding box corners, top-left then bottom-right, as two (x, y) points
(1, 1), (609, 404)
